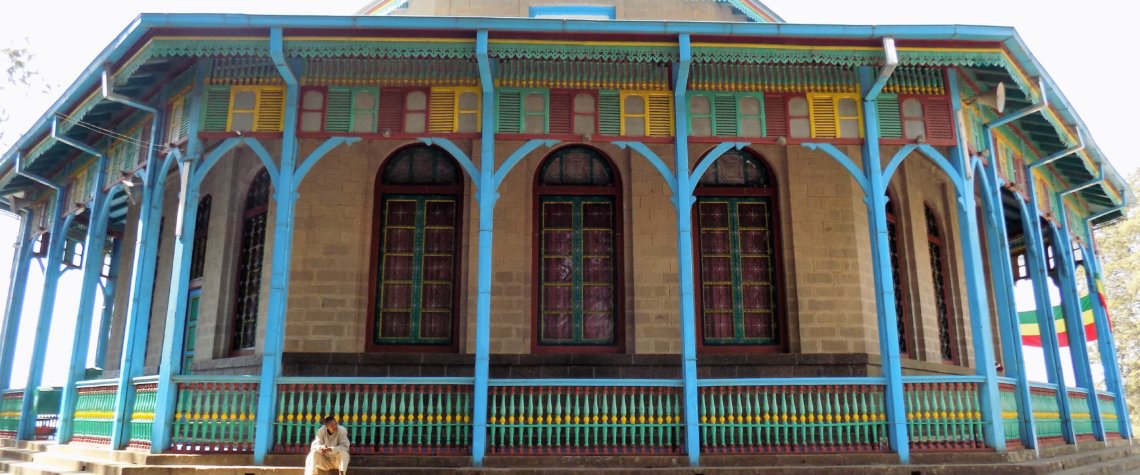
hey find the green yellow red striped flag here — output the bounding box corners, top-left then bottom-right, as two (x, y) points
(1019, 293), (1100, 347)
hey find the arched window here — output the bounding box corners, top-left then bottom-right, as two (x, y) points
(925, 205), (956, 362)
(231, 169), (271, 353)
(694, 149), (782, 350)
(886, 194), (913, 357)
(189, 195), (212, 282)
(370, 146), (462, 350)
(534, 146), (622, 352)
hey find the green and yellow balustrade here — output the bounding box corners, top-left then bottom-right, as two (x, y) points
(998, 379), (1021, 447)
(0, 390), (22, 438)
(72, 380), (119, 446)
(488, 381), (681, 455)
(903, 377), (985, 451)
(1029, 383), (1064, 445)
(273, 378), (473, 455)
(1098, 391), (1120, 436)
(170, 377), (259, 453)
(1067, 388), (1094, 440)
(698, 379), (888, 454)
(128, 379), (158, 450)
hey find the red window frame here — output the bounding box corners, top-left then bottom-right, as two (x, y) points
(886, 192), (915, 358)
(298, 86), (327, 133)
(692, 149), (786, 354)
(531, 145), (625, 354)
(230, 169), (272, 356)
(366, 145), (465, 353)
(189, 194), (212, 287)
(899, 95), (956, 146)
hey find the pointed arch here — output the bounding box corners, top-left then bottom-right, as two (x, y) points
(924, 204), (958, 363)
(230, 168), (271, 354)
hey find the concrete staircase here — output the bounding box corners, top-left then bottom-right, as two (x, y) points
(1, 438), (1138, 474)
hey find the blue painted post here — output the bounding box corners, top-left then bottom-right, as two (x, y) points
(856, 66), (909, 463)
(669, 34), (702, 467)
(56, 149), (112, 444)
(1080, 238), (1133, 439)
(1049, 217), (1105, 441)
(110, 71), (183, 451)
(17, 191), (71, 441)
(470, 29), (496, 468)
(94, 239), (123, 369)
(251, 29), (303, 464)
(1020, 186), (1075, 444)
(0, 209), (35, 391)
(980, 134), (1036, 448)
(945, 72), (1004, 451)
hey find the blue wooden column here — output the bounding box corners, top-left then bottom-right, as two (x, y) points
(109, 69), (184, 450)
(0, 207), (36, 390)
(250, 28), (304, 463)
(94, 239), (123, 369)
(1020, 184), (1075, 443)
(16, 149), (73, 440)
(1050, 204), (1105, 441)
(943, 72), (1005, 452)
(1079, 217), (1133, 439)
(855, 64), (910, 462)
(978, 126), (1037, 448)
(54, 135), (112, 444)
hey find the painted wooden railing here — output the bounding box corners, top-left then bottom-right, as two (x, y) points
(488, 380), (682, 455)
(273, 378), (474, 455)
(1067, 388), (1094, 439)
(72, 380), (119, 446)
(128, 377), (159, 450)
(1097, 391), (1119, 436)
(0, 389), (22, 438)
(169, 376), (259, 453)
(698, 378), (888, 454)
(997, 378), (1020, 445)
(1029, 382), (1064, 443)
(903, 376), (984, 450)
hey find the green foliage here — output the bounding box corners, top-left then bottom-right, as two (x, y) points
(1094, 170), (1140, 430)
(0, 46), (42, 147)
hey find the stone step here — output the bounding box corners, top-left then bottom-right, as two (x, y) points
(0, 449), (38, 463)
(2, 461), (88, 475)
(32, 450), (136, 474)
(1049, 454), (1140, 475)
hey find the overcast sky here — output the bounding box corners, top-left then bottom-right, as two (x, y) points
(0, 0), (1123, 386)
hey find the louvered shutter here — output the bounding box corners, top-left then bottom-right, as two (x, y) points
(256, 88), (285, 132)
(597, 90), (621, 136)
(712, 94), (737, 137)
(924, 98), (955, 143)
(201, 85), (231, 132)
(178, 99), (192, 139)
(496, 90), (522, 133)
(134, 127), (149, 167)
(429, 89), (456, 133)
(876, 94), (903, 139)
(809, 95), (837, 139)
(763, 94), (787, 138)
(548, 91), (572, 135)
(646, 93), (673, 137)
(377, 90), (404, 132)
(325, 87), (353, 133)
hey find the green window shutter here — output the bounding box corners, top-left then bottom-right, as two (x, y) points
(877, 93), (902, 139)
(201, 85), (231, 132)
(496, 90), (522, 133)
(597, 90), (621, 136)
(713, 94), (738, 137)
(178, 99), (192, 139)
(325, 87), (352, 133)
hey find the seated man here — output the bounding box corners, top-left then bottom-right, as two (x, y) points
(305, 415), (351, 475)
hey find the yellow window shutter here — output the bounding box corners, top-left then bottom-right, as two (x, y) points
(808, 94), (837, 139)
(646, 93), (674, 137)
(429, 88), (457, 133)
(256, 88), (286, 132)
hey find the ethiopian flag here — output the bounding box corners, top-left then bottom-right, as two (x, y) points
(1019, 295), (1098, 347)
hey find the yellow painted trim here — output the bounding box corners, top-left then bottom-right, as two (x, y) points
(431, 86), (481, 133)
(227, 85), (286, 133)
(806, 93), (862, 139)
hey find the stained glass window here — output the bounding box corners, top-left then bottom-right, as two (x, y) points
(694, 150), (781, 347)
(231, 169), (271, 352)
(925, 205), (955, 362)
(536, 147), (620, 348)
(373, 146), (462, 347)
